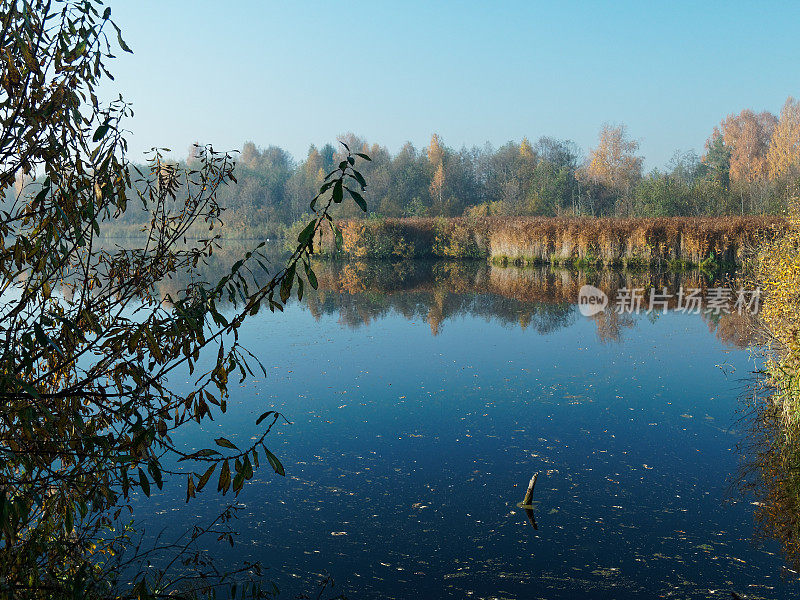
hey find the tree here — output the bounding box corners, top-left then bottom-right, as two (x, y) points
(240, 140), (261, 167)
(713, 109), (776, 184)
(430, 162), (445, 207)
(584, 124), (643, 192)
(633, 170), (691, 216)
(427, 133), (444, 167)
(385, 142), (429, 216)
(702, 132), (732, 188)
(534, 136), (580, 171)
(581, 124), (643, 214)
(0, 2), (369, 598)
(519, 137), (534, 160)
(768, 96), (800, 197)
(709, 108), (777, 213)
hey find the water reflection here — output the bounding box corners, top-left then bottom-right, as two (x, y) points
(127, 243), (797, 595)
(741, 381), (800, 576)
(135, 241), (757, 347)
(305, 260), (758, 346)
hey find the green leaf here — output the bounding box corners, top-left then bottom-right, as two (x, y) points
(297, 219), (317, 245)
(186, 475), (195, 503)
(196, 463), (217, 492)
(92, 124), (109, 142)
(138, 468), (150, 497)
(218, 460), (231, 493)
(264, 448), (285, 476)
(215, 437), (238, 450)
(333, 224), (344, 250)
(33, 183), (49, 204)
(117, 31), (133, 53)
(280, 263), (296, 303)
(233, 471), (245, 494)
(355, 152), (372, 161)
(346, 187), (368, 212)
(74, 41), (87, 59)
(350, 169), (367, 190)
(304, 263), (318, 289)
(332, 180), (343, 203)
(148, 461), (163, 489)
(255, 410), (275, 425)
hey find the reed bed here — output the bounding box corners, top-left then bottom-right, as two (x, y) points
(319, 216), (783, 267)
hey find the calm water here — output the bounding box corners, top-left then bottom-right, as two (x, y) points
(142, 261), (798, 599)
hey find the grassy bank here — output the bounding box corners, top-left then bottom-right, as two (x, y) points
(317, 216), (783, 268)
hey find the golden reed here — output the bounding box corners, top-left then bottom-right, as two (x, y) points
(318, 216), (783, 267)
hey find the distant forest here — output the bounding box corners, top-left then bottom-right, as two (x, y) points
(60, 97), (800, 237)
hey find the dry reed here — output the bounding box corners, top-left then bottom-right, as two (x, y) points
(319, 216), (783, 267)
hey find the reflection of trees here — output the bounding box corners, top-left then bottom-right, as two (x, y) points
(142, 251), (754, 342)
(702, 311), (761, 349)
(304, 260), (738, 340)
(591, 310), (636, 343)
(740, 387), (800, 571)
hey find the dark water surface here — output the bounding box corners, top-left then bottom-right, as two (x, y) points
(143, 261), (798, 599)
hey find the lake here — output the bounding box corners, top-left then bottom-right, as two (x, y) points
(141, 260), (798, 599)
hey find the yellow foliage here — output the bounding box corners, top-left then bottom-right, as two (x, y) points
(583, 123), (642, 193)
(429, 162), (445, 204)
(767, 97), (800, 183)
(714, 109), (776, 183)
(519, 137), (534, 159)
(755, 200), (800, 423)
(427, 133), (444, 166)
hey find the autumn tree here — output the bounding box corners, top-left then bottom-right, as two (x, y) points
(430, 162), (445, 207)
(428, 133), (444, 167)
(709, 108), (777, 213)
(519, 137), (534, 160)
(714, 109), (776, 183)
(426, 133), (451, 214)
(767, 96), (800, 197)
(240, 140), (261, 168)
(581, 124), (643, 214)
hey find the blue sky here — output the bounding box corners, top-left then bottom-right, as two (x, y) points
(104, 0), (800, 169)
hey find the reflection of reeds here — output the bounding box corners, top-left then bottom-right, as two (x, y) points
(308, 260), (755, 343)
(321, 217), (783, 267)
(121, 243), (757, 345)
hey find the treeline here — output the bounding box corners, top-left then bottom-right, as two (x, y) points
(86, 96), (800, 237)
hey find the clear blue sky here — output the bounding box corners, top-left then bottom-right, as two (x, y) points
(104, 0), (800, 169)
